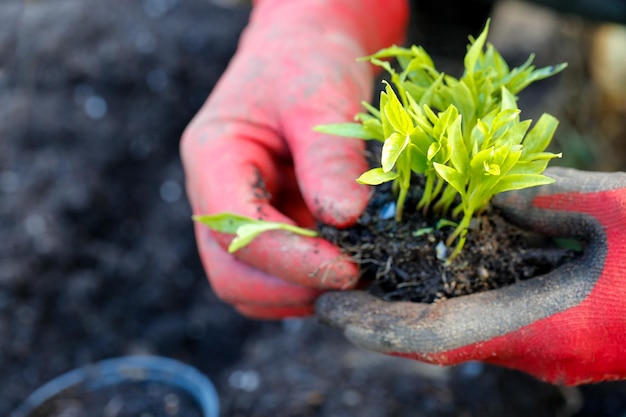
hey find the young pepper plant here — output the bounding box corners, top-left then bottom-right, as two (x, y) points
(317, 21), (565, 261)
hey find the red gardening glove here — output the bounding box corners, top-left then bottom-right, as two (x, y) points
(317, 167), (626, 385)
(181, 0), (409, 319)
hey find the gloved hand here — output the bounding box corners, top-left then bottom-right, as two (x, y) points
(181, 0), (408, 319)
(317, 167), (626, 385)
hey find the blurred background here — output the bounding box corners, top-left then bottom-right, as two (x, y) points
(1, 0), (626, 416)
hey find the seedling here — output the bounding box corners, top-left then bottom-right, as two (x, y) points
(192, 213), (317, 253)
(316, 20), (565, 260)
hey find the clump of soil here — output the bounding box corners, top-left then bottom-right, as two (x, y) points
(319, 176), (578, 303)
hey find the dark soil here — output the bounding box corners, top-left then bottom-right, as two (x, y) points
(28, 381), (202, 417)
(319, 176), (577, 303)
(3, 1), (626, 417)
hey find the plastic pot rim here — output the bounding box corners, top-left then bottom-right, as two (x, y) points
(10, 355), (219, 417)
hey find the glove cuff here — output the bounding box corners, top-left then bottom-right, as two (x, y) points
(250, 0), (409, 54)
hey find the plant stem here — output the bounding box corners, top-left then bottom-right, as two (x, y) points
(445, 211), (472, 261)
(417, 173), (435, 211)
(395, 184), (408, 222)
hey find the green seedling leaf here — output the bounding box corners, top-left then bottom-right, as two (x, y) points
(445, 80), (476, 135)
(408, 143), (429, 173)
(436, 218), (458, 229)
(497, 119), (531, 148)
(527, 151), (563, 161)
(382, 82), (413, 134)
(406, 95), (434, 135)
(447, 114), (469, 173)
(361, 45), (419, 61)
(464, 19), (490, 76)
(193, 213), (317, 253)
(192, 212), (256, 234)
(500, 86), (517, 111)
(356, 168), (399, 185)
(522, 113), (559, 156)
(485, 43), (510, 78)
(413, 227), (434, 237)
(484, 161), (501, 176)
(360, 100), (382, 119)
(470, 147), (496, 172)
(491, 108), (521, 134)
(402, 45), (436, 73)
(229, 222), (280, 253)
(433, 105), (459, 140)
(419, 72), (445, 107)
(507, 159), (551, 176)
(372, 59), (406, 104)
(382, 132), (410, 172)
(427, 141), (441, 162)
(491, 173), (555, 195)
(423, 104), (440, 126)
(514, 63), (568, 93)
(313, 123), (372, 139)
(433, 163), (465, 195)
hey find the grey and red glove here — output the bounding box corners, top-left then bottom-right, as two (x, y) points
(317, 167), (626, 385)
(181, 0), (408, 319)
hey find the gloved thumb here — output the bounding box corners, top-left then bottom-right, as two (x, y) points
(492, 167), (615, 239)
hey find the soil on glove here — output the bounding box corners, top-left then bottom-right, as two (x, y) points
(319, 175), (578, 303)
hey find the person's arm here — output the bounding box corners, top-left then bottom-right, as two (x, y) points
(317, 167), (626, 385)
(181, 0), (409, 319)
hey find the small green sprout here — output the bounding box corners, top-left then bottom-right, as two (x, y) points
(413, 227), (434, 237)
(317, 20), (565, 260)
(192, 213), (317, 253)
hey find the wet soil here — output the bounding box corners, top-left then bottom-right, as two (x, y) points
(3, 1), (626, 417)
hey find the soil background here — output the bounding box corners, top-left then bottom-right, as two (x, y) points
(2, 0), (626, 416)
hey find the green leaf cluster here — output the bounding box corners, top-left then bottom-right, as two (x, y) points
(316, 20), (565, 260)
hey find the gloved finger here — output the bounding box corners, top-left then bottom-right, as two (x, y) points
(493, 167), (626, 239)
(196, 224), (323, 307)
(285, 107), (371, 228)
(181, 120), (286, 218)
(280, 50), (373, 227)
(212, 228), (360, 290)
(318, 287), (626, 384)
(235, 305), (314, 320)
(316, 261), (603, 364)
(184, 123), (360, 290)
